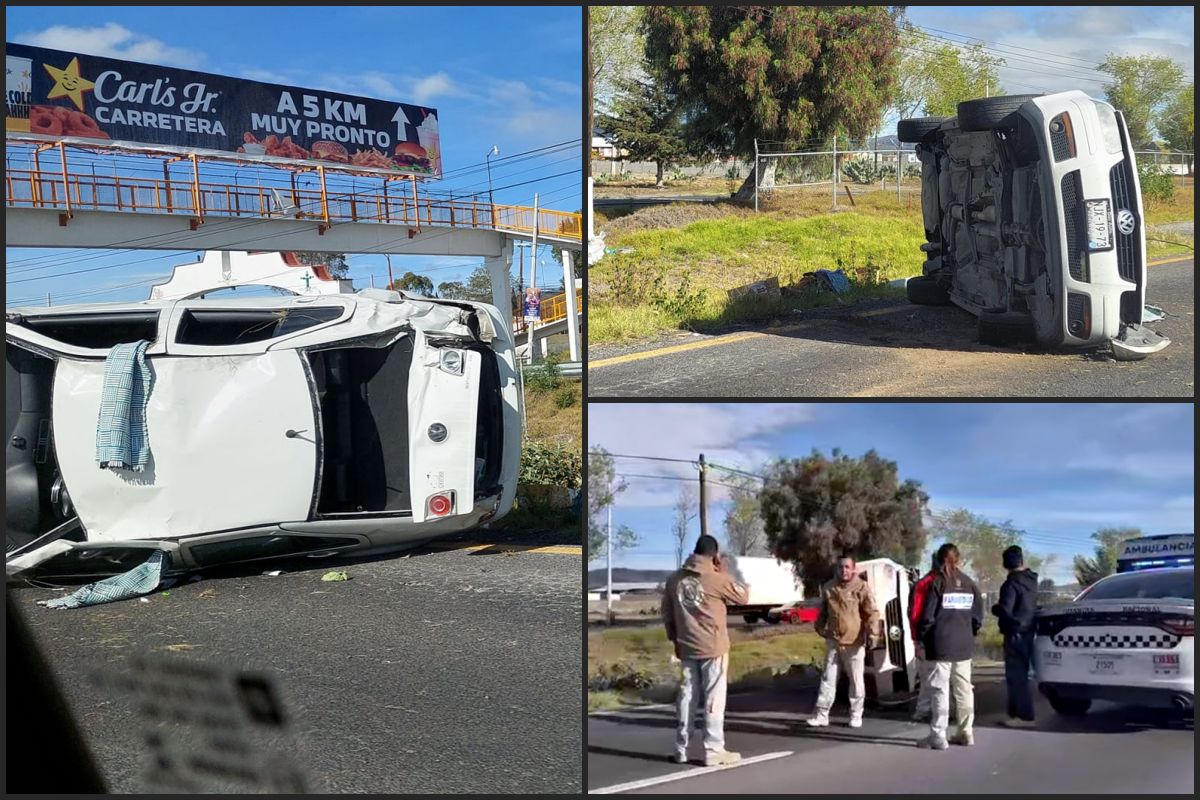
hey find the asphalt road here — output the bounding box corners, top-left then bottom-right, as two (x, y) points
(587, 665), (1194, 794)
(588, 258), (1194, 398)
(9, 533), (582, 794)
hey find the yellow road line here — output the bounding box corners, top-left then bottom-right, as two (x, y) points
(588, 330), (767, 369)
(590, 255), (1192, 369)
(429, 542), (581, 555)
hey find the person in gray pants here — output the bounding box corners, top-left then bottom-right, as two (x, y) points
(661, 535), (750, 766)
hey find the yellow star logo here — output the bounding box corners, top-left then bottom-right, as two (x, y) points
(44, 57), (95, 111)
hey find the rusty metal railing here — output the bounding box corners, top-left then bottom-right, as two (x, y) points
(5, 145), (582, 241)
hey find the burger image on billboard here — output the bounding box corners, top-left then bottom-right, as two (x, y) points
(394, 141), (432, 172)
(311, 140), (349, 163)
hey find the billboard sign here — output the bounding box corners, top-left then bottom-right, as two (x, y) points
(5, 42), (442, 178)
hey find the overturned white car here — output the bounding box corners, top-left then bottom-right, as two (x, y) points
(898, 91), (1169, 360)
(6, 289), (521, 579)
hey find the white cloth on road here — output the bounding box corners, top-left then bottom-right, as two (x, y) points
(676, 654), (729, 756)
(928, 659), (974, 742)
(812, 640), (865, 723)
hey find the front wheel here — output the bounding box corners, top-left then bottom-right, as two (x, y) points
(743, 613), (760, 624)
(897, 117), (948, 145)
(1048, 695), (1092, 716)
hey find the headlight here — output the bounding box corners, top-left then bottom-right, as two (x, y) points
(439, 349), (464, 375)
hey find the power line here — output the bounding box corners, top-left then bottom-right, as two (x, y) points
(607, 453), (700, 465)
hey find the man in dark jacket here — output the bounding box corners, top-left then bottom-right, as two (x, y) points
(992, 545), (1038, 728)
(916, 543), (983, 750)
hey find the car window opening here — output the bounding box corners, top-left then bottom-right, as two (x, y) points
(12, 311), (159, 350)
(175, 306), (342, 345)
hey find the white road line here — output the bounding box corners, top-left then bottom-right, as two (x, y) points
(588, 751), (793, 794)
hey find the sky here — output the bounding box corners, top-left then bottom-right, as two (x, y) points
(4, 6), (582, 307)
(588, 403), (1196, 585)
(883, 5), (1195, 132)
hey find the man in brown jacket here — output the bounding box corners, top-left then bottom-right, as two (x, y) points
(661, 535), (750, 766)
(806, 554), (880, 728)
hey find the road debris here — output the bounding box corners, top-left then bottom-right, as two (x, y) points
(321, 570), (350, 582)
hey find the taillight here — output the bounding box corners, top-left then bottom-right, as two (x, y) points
(1160, 617), (1195, 636)
(426, 491), (456, 518)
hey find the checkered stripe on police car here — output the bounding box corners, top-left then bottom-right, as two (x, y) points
(1051, 632), (1179, 649)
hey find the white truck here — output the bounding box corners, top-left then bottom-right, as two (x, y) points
(724, 555), (804, 624)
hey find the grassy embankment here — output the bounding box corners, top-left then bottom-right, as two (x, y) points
(588, 625), (826, 712)
(590, 182), (1195, 345)
(590, 189), (927, 344)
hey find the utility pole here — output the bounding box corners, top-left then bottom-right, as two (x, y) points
(698, 453), (708, 538)
(606, 503), (614, 620)
(517, 242), (524, 300)
(370, 274), (376, 288)
(46, 293), (51, 307)
(384, 253), (395, 290)
(831, 135), (838, 210)
(753, 138), (760, 213)
(526, 192), (539, 363)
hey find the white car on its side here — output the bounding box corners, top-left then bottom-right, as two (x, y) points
(1034, 566), (1194, 717)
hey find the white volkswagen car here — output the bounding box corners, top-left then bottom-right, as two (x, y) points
(6, 289), (521, 579)
(898, 91), (1169, 360)
(1034, 567), (1194, 717)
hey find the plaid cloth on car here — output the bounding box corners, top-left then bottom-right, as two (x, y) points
(41, 550), (166, 609)
(95, 340), (153, 472)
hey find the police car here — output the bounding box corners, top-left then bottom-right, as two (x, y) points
(1034, 534), (1194, 717)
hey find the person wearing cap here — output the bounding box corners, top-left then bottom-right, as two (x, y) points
(992, 545), (1039, 728)
(661, 534), (750, 766)
(908, 552), (942, 722)
(806, 554), (881, 729)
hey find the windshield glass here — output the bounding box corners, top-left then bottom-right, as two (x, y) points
(1079, 568), (1194, 601)
(1093, 101), (1125, 155)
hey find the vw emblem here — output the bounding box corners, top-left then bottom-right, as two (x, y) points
(1116, 208), (1136, 236)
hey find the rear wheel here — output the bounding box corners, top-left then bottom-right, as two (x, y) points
(906, 275), (951, 306)
(958, 95), (1041, 132)
(978, 311), (1038, 346)
(897, 117), (948, 145)
(743, 613), (760, 624)
(1048, 695), (1092, 716)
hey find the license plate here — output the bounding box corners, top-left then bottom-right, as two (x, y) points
(1086, 199), (1114, 251)
(1090, 656), (1122, 675)
(1153, 654), (1180, 675)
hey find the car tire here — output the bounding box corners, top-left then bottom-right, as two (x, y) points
(978, 311), (1038, 346)
(957, 94), (1041, 132)
(897, 117), (948, 144)
(905, 275), (951, 306)
(1048, 695), (1092, 716)
(743, 613), (760, 624)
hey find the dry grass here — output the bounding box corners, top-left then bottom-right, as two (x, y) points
(523, 381), (581, 449)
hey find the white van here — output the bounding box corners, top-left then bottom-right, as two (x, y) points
(899, 91), (1169, 360)
(6, 289), (522, 578)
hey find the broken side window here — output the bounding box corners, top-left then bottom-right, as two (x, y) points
(174, 307), (343, 345)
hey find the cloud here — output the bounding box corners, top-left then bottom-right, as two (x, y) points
(589, 403), (816, 508)
(16, 23), (206, 69)
(411, 72), (461, 103)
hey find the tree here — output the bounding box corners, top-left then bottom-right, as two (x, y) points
(759, 449), (928, 594)
(390, 271), (436, 297)
(643, 6), (903, 199)
(590, 7), (646, 114)
(895, 38), (1005, 119)
(1073, 527), (1143, 588)
(671, 483), (698, 567)
(290, 252), (349, 278)
(596, 73), (690, 187)
(927, 509), (1028, 595)
(588, 448), (639, 561)
(1100, 54), (1186, 148)
(1159, 82), (1194, 174)
(437, 280), (468, 300)
(1038, 577), (1056, 592)
(724, 477), (767, 557)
